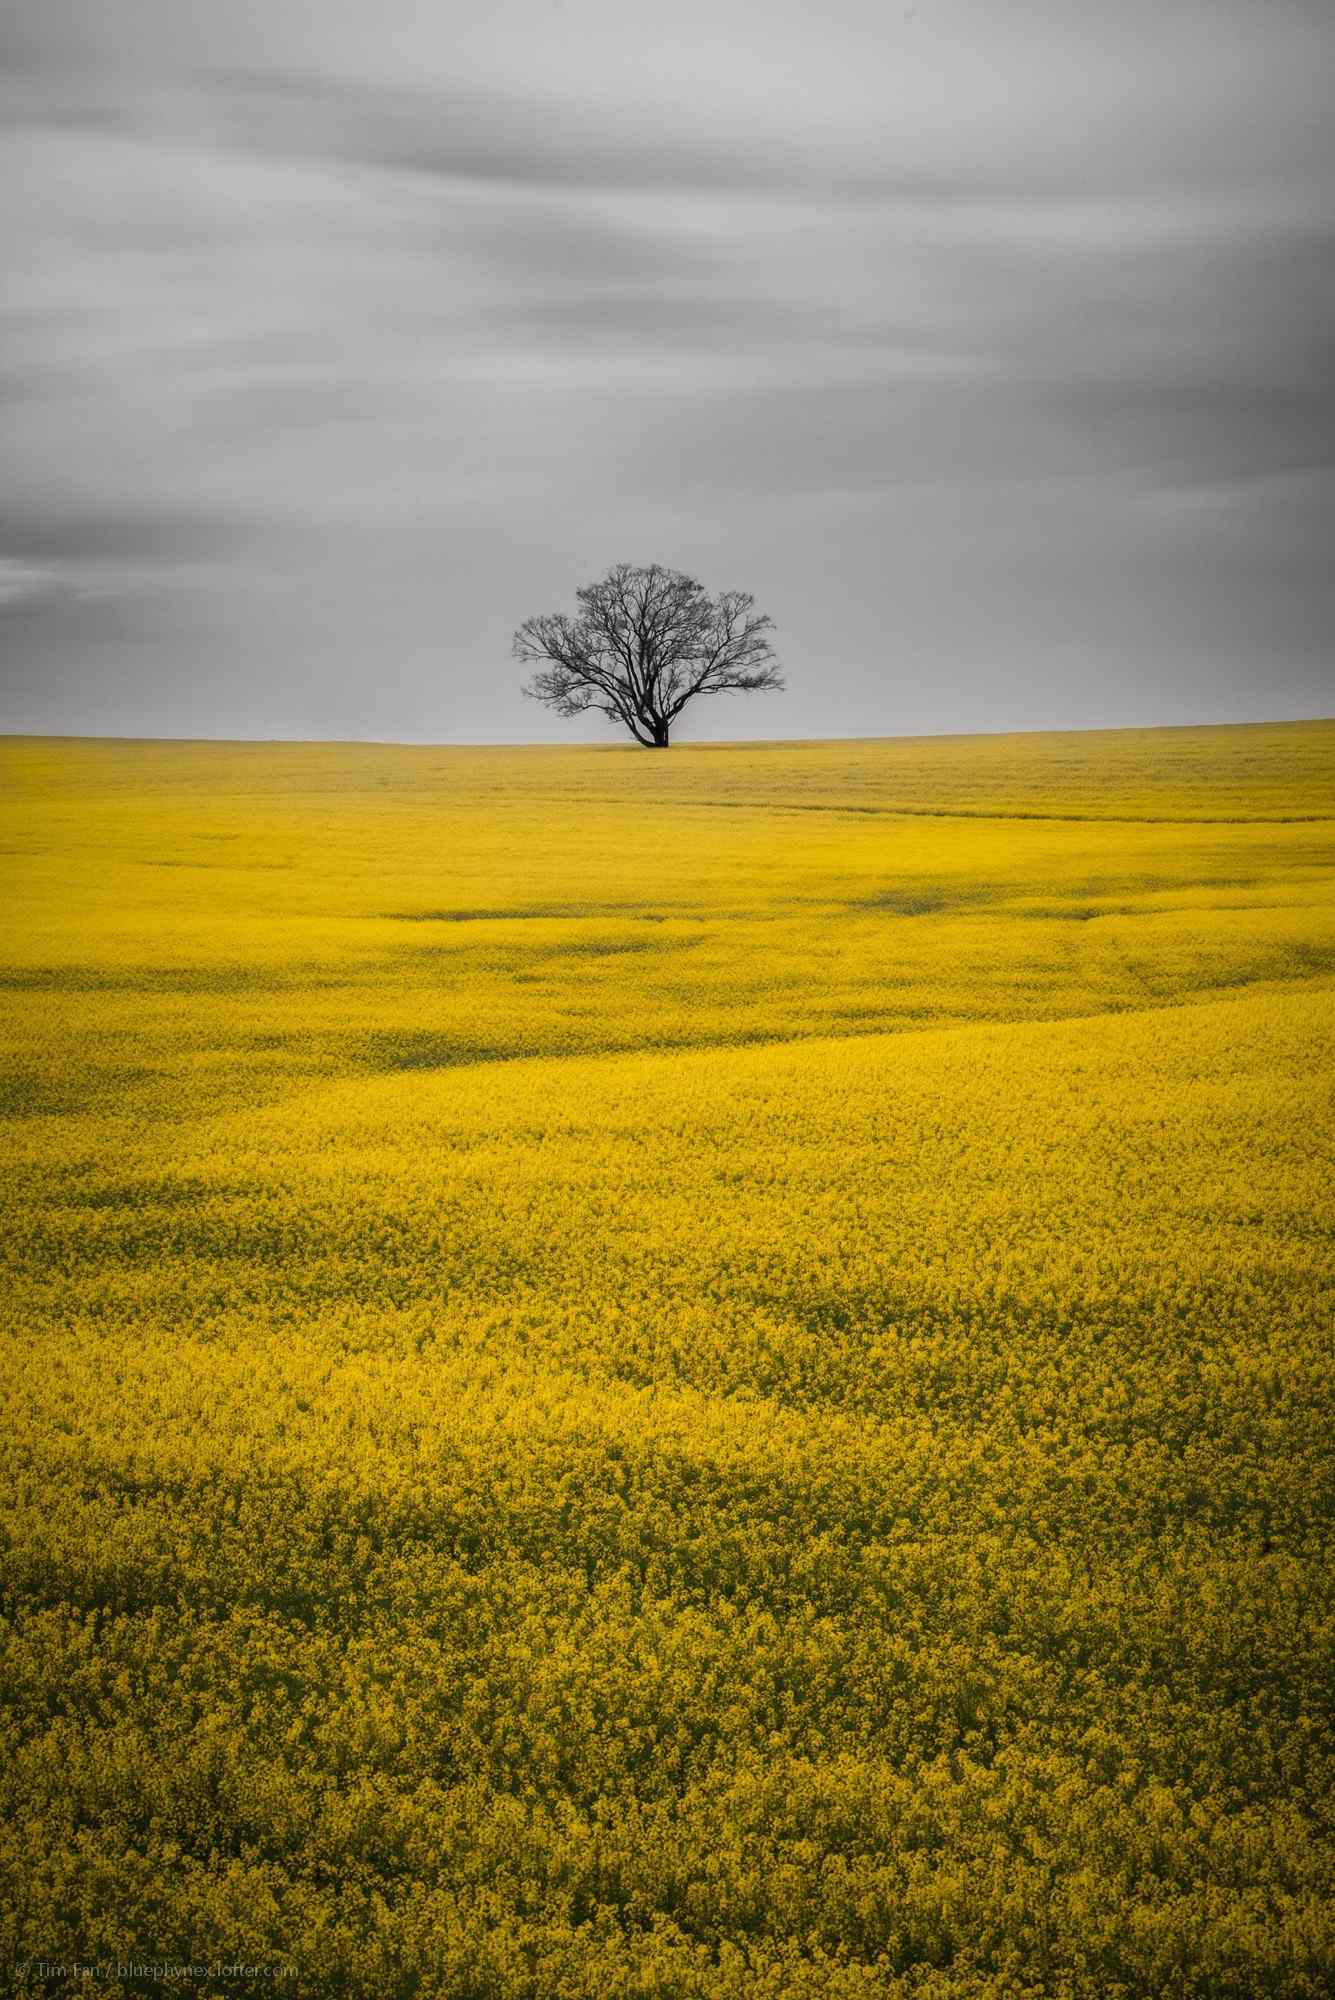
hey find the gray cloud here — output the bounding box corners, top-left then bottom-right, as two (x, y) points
(0, 499), (256, 568)
(202, 67), (831, 200)
(1, 1), (1332, 741)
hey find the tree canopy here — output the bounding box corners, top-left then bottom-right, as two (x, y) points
(514, 562), (783, 748)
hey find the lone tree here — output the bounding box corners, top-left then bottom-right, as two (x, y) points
(514, 562), (783, 748)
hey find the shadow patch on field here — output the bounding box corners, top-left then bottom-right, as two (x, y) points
(1059, 873), (1255, 898)
(526, 934), (699, 962)
(382, 904), (668, 924)
(681, 797), (1335, 826)
(359, 1029), (513, 1072)
(1285, 940), (1335, 977)
(54, 1175), (227, 1212)
(854, 889), (989, 917)
(0, 965), (296, 996)
(0, 1074), (61, 1119)
(0, 1066), (159, 1119)
(401, 933), (694, 966)
(1011, 903), (1138, 922)
(138, 858), (294, 872)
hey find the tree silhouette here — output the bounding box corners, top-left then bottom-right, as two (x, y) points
(515, 562), (783, 748)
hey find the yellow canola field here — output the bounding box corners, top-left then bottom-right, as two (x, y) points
(2, 721), (1334, 1998)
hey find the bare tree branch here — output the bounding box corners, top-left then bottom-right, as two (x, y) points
(514, 563), (783, 747)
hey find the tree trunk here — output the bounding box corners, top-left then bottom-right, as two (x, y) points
(650, 722), (670, 748)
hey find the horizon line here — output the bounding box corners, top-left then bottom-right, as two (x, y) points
(3, 714), (1333, 754)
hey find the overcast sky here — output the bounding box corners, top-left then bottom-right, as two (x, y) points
(1, 0), (1331, 743)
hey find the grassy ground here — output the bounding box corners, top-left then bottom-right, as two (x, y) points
(2, 721), (1333, 1997)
